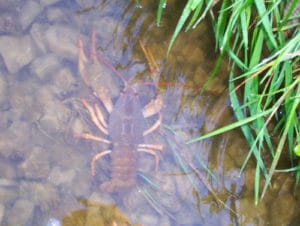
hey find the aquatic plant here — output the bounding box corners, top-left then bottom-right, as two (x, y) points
(62, 198), (139, 226)
(152, 0), (300, 204)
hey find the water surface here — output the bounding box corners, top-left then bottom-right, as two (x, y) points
(0, 1), (299, 226)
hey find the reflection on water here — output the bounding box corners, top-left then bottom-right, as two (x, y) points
(0, 0), (299, 226)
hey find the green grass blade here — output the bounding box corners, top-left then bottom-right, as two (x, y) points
(190, 0), (215, 29)
(157, 0), (166, 26)
(254, 0), (278, 49)
(185, 1), (204, 30)
(239, 6), (250, 50)
(261, 77), (300, 199)
(167, 0), (202, 54)
(186, 108), (273, 144)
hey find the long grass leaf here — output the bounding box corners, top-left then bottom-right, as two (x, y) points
(254, 0), (278, 48)
(239, 6), (249, 50)
(261, 77), (300, 198)
(191, 0), (215, 29)
(186, 108), (273, 143)
(167, 0), (202, 54)
(157, 0), (166, 26)
(214, 0), (230, 49)
(185, 1), (204, 30)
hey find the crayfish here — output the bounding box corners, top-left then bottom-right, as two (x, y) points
(75, 31), (164, 193)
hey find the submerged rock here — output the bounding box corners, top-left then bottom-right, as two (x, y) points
(18, 146), (50, 180)
(0, 183), (18, 203)
(20, 0), (43, 30)
(35, 87), (72, 135)
(0, 11), (20, 33)
(9, 78), (38, 122)
(238, 197), (267, 225)
(270, 194), (296, 226)
(0, 35), (37, 74)
(0, 121), (31, 160)
(0, 73), (8, 109)
(31, 53), (61, 80)
(0, 204), (4, 226)
(39, 99), (72, 135)
(0, 0), (23, 10)
(52, 67), (78, 98)
(61, 198), (141, 226)
(47, 7), (68, 22)
(19, 181), (60, 213)
(40, 0), (61, 7)
(45, 25), (79, 61)
(0, 159), (17, 179)
(30, 23), (49, 54)
(6, 199), (34, 226)
(76, 0), (97, 9)
(48, 166), (76, 187)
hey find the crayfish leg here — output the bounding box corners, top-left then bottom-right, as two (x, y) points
(91, 150), (111, 176)
(81, 99), (108, 135)
(137, 147), (160, 171)
(143, 112), (162, 136)
(74, 133), (110, 144)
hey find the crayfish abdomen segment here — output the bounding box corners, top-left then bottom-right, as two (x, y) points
(100, 148), (137, 193)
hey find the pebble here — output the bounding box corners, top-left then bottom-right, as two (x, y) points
(39, 100), (71, 135)
(139, 213), (159, 226)
(48, 166), (76, 187)
(9, 79), (39, 122)
(0, 185), (18, 203)
(0, 35), (37, 74)
(0, 73), (7, 109)
(48, 143), (85, 170)
(45, 25), (79, 61)
(0, 121), (31, 160)
(31, 53), (61, 80)
(76, 0), (97, 8)
(20, 0), (43, 30)
(0, 204), (4, 226)
(70, 117), (86, 138)
(0, 0), (23, 9)
(36, 87), (72, 135)
(71, 169), (91, 197)
(238, 197), (267, 225)
(0, 159), (17, 179)
(52, 67), (78, 98)
(0, 11), (20, 33)
(89, 191), (115, 206)
(40, 0), (61, 7)
(174, 172), (194, 202)
(18, 146), (50, 180)
(94, 17), (118, 46)
(30, 23), (49, 54)
(158, 215), (171, 226)
(6, 199), (34, 226)
(270, 194), (296, 226)
(123, 188), (146, 210)
(47, 7), (67, 22)
(19, 181), (60, 213)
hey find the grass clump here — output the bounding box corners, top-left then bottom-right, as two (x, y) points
(153, 0), (300, 203)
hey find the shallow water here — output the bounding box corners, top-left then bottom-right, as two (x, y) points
(0, 0), (299, 226)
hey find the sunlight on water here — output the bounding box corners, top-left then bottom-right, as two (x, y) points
(0, 0), (299, 226)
